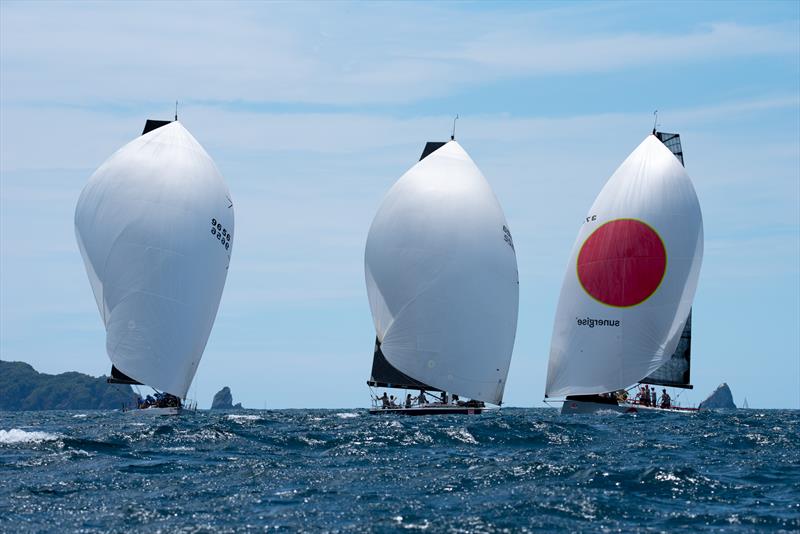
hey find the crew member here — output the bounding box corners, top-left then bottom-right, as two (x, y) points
(660, 389), (671, 409)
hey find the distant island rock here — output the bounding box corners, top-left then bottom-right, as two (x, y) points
(0, 360), (138, 410)
(211, 386), (242, 410)
(700, 382), (737, 410)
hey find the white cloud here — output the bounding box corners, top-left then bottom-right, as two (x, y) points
(450, 22), (798, 75)
(1, 2), (796, 106)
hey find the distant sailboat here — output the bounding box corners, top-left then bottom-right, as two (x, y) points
(365, 138), (519, 415)
(75, 118), (234, 414)
(545, 130), (703, 414)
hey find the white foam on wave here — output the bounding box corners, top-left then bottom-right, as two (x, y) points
(226, 414), (260, 422)
(72, 414), (88, 418)
(336, 412), (359, 419)
(165, 446), (196, 452)
(0, 428), (60, 444)
(445, 428), (478, 444)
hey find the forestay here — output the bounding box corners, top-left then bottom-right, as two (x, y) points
(75, 122), (234, 398)
(545, 135), (703, 398)
(365, 141), (519, 405)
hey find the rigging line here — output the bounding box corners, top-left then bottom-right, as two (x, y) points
(451, 114), (459, 140)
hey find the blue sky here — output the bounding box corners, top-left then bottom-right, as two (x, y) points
(1, 1), (798, 409)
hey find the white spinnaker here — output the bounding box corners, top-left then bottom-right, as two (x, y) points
(545, 135), (703, 398)
(75, 122), (234, 398)
(365, 141), (519, 404)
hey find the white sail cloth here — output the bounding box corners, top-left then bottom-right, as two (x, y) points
(545, 135), (703, 398)
(365, 141), (519, 404)
(75, 122), (234, 398)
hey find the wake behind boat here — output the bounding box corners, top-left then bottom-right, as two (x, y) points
(75, 117), (234, 415)
(364, 134), (519, 415)
(545, 129), (703, 415)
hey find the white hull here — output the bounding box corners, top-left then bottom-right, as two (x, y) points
(123, 406), (182, 416)
(560, 399), (698, 415)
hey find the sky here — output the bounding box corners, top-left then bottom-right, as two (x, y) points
(1, 1), (798, 409)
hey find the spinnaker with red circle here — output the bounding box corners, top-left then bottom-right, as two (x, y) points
(545, 131), (703, 409)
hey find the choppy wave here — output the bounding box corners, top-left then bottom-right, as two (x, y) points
(0, 428), (60, 444)
(225, 414), (261, 422)
(0, 409), (797, 532)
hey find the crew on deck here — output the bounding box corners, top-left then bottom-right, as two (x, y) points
(632, 384), (675, 410)
(660, 389), (671, 409)
(374, 389), (484, 410)
(136, 392), (180, 409)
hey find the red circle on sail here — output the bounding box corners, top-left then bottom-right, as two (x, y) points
(577, 219), (666, 307)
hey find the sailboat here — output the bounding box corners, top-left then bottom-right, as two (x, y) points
(75, 118), (234, 415)
(545, 129), (703, 414)
(364, 136), (519, 415)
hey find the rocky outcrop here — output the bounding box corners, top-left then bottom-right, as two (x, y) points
(211, 386), (242, 410)
(0, 360), (137, 410)
(699, 383), (737, 410)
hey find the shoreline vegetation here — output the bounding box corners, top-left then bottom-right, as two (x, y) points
(0, 360), (137, 410)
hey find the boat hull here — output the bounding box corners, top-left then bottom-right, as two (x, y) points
(369, 405), (484, 416)
(123, 406), (182, 416)
(560, 399), (697, 415)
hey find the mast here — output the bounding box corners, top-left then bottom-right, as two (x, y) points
(641, 131), (693, 389)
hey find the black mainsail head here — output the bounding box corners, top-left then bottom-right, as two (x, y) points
(654, 131), (684, 165)
(142, 119), (173, 135)
(641, 131), (693, 389)
(419, 141), (447, 161)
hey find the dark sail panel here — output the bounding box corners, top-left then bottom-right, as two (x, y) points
(142, 119), (172, 135)
(107, 365), (143, 385)
(655, 131), (684, 166)
(641, 312), (693, 389)
(367, 338), (441, 391)
(642, 130), (692, 389)
(419, 141), (447, 161)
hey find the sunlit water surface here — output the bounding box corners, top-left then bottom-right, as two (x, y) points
(1, 408), (798, 532)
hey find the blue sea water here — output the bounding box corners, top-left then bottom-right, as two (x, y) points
(1, 408), (798, 532)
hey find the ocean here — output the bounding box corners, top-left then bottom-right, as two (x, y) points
(1, 408), (797, 532)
